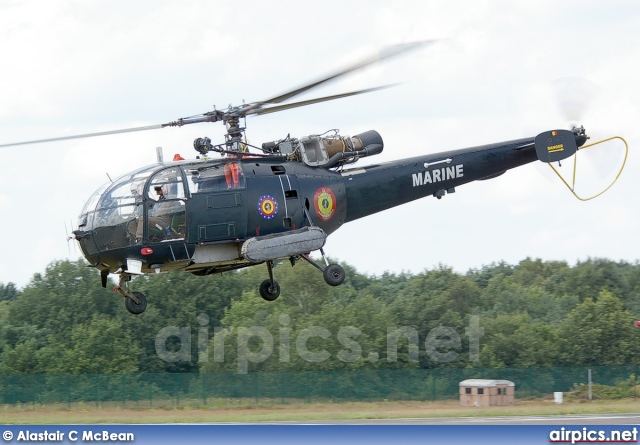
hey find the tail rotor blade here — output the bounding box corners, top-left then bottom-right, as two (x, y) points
(552, 77), (601, 125)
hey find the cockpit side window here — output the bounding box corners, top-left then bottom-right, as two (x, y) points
(148, 167), (185, 200)
(145, 167), (187, 243)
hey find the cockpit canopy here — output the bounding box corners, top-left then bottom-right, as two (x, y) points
(77, 161), (244, 256)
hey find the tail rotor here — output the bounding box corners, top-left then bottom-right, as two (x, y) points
(546, 77), (628, 200)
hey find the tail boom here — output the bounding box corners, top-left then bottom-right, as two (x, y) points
(342, 137), (538, 222)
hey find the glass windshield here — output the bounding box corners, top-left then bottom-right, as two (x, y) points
(80, 165), (157, 251)
(98, 168), (155, 210)
(81, 182), (109, 214)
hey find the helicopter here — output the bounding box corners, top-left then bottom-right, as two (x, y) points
(0, 41), (627, 315)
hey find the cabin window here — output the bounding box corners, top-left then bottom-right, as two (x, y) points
(465, 388), (471, 394)
(477, 388), (484, 395)
(188, 162), (245, 193)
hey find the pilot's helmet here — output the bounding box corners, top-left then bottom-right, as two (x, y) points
(153, 184), (168, 199)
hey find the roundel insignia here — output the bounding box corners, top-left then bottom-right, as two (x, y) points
(314, 187), (337, 221)
(257, 194), (278, 220)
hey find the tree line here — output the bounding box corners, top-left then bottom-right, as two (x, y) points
(0, 257), (639, 375)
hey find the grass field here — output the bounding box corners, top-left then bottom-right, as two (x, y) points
(2, 397), (639, 424)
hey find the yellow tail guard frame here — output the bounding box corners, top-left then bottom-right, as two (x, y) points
(548, 136), (628, 201)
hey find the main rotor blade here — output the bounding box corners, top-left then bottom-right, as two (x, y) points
(1, 41), (434, 148)
(248, 85), (395, 116)
(255, 40), (435, 107)
(247, 85), (395, 116)
(0, 123), (166, 148)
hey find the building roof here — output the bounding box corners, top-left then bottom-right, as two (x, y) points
(459, 379), (515, 387)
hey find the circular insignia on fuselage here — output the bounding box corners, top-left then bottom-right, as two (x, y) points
(314, 187), (336, 221)
(257, 194), (278, 220)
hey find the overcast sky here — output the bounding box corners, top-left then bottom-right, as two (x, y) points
(0, 0), (638, 288)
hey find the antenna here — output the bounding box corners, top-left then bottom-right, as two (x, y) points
(156, 146), (164, 163)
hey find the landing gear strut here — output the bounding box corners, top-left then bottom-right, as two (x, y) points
(259, 260), (281, 301)
(301, 248), (345, 286)
(257, 249), (345, 302)
(114, 273), (148, 314)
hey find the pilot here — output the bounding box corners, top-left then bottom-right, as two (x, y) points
(154, 185), (166, 200)
(135, 185), (173, 242)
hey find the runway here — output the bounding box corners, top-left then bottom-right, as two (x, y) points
(246, 413), (640, 425)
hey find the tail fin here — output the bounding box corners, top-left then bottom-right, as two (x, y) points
(534, 129), (578, 163)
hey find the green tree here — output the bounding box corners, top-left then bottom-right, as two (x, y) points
(558, 291), (635, 366)
(388, 267), (479, 368)
(3, 256), (640, 376)
(553, 259), (631, 302)
(467, 261), (514, 289)
(39, 316), (140, 374)
(0, 282), (17, 302)
(477, 313), (559, 368)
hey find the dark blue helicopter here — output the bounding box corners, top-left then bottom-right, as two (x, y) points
(0, 42), (600, 314)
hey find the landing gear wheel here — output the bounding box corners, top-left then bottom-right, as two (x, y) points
(259, 279), (281, 301)
(125, 291), (147, 314)
(323, 264), (345, 286)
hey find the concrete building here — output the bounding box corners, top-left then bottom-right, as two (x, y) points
(459, 379), (515, 407)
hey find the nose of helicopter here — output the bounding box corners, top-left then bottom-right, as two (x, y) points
(73, 162), (190, 274)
